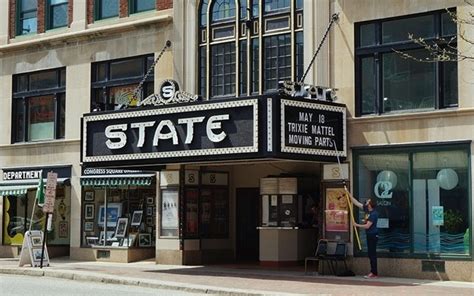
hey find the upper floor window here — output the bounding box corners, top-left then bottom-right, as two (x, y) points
(47, 0), (68, 29)
(131, 0), (156, 14)
(12, 68), (66, 143)
(212, 0), (236, 22)
(91, 55), (154, 112)
(96, 0), (118, 20)
(355, 10), (457, 116)
(17, 0), (37, 35)
(198, 0), (303, 99)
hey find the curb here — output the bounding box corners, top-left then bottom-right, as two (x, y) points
(0, 267), (301, 296)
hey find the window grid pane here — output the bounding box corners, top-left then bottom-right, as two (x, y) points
(211, 43), (236, 97)
(382, 50), (435, 113)
(264, 0), (290, 13)
(361, 57), (376, 114)
(133, 0), (155, 13)
(50, 2), (68, 28)
(239, 40), (247, 95)
(98, 0), (118, 19)
(264, 34), (291, 91)
(251, 38), (259, 93)
(211, 0), (236, 22)
(199, 46), (207, 97)
(295, 31), (304, 82)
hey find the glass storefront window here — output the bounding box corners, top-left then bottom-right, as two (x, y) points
(355, 145), (471, 257)
(81, 186), (156, 248)
(3, 186), (70, 246)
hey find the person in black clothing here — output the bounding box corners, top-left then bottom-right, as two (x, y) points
(350, 195), (379, 279)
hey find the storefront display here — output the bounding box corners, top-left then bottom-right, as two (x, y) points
(80, 168), (156, 248)
(354, 144), (471, 256)
(1, 166), (71, 248)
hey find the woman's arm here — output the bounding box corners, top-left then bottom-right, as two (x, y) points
(354, 220), (373, 229)
(346, 191), (363, 209)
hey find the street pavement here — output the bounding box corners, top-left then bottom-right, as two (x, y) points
(0, 258), (472, 296)
(0, 274), (206, 296)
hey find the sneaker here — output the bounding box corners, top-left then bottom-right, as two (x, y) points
(363, 273), (378, 279)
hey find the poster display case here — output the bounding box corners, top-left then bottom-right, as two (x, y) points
(81, 186), (156, 248)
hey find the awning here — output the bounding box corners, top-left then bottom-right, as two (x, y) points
(0, 178), (70, 196)
(80, 174), (155, 187)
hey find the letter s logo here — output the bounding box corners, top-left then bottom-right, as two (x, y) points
(162, 85), (174, 99)
(374, 181), (393, 199)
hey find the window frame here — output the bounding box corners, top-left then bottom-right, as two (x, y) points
(46, 0), (69, 30)
(16, 0), (38, 36)
(95, 0), (119, 21)
(90, 54), (154, 112)
(129, 0), (156, 14)
(198, 0), (303, 100)
(353, 141), (472, 260)
(12, 68), (66, 144)
(355, 9), (458, 117)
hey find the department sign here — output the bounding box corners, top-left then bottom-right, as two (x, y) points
(82, 99), (258, 165)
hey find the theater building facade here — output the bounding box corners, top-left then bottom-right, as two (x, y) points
(0, 0), (472, 282)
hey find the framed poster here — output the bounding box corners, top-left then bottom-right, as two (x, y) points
(131, 210), (143, 226)
(58, 221), (68, 238)
(84, 204), (95, 220)
(323, 184), (350, 241)
(114, 217), (128, 238)
(97, 203), (122, 227)
(84, 191), (95, 201)
(160, 188), (179, 237)
(185, 189), (199, 237)
(139, 233), (151, 247)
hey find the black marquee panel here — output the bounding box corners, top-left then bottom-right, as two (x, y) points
(81, 95), (346, 167)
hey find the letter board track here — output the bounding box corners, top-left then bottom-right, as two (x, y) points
(278, 98), (346, 160)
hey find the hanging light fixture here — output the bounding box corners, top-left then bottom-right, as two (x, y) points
(437, 168), (458, 190)
(376, 170), (398, 188)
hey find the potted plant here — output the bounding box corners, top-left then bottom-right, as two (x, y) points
(443, 209), (463, 234)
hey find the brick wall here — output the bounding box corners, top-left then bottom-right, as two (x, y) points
(37, 0), (45, 33)
(9, 0), (15, 38)
(157, 0), (173, 11)
(68, 0), (73, 27)
(119, 0), (128, 18)
(87, 0), (94, 24)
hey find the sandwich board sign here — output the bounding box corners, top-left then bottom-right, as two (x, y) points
(18, 230), (50, 267)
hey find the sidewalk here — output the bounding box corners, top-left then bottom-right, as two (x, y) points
(0, 258), (472, 296)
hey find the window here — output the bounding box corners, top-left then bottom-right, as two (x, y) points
(354, 144), (471, 258)
(198, 0), (303, 99)
(47, 0), (68, 29)
(356, 10), (457, 116)
(91, 55), (154, 111)
(17, 0), (37, 35)
(96, 0), (118, 20)
(81, 186), (156, 248)
(130, 0), (155, 14)
(12, 68), (66, 143)
(3, 185), (70, 246)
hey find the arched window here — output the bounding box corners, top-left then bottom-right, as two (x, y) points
(212, 0), (236, 21)
(198, 0), (303, 99)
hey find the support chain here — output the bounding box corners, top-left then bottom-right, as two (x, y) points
(133, 40), (172, 102)
(299, 13), (339, 84)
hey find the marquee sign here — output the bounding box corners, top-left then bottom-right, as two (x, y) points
(280, 99), (346, 158)
(82, 98), (259, 165)
(81, 95), (347, 167)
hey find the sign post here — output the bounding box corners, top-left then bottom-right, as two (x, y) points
(40, 171), (57, 268)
